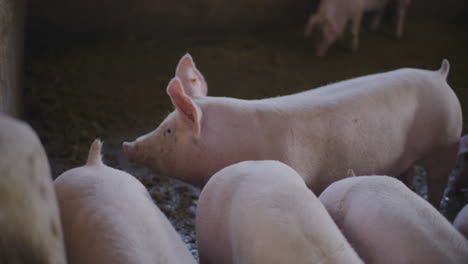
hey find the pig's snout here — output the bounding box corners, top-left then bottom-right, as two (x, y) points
(123, 141), (137, 162)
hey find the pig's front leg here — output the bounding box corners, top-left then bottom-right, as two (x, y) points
(421, 142), (459, 208)
(350, 13), (363, 52)
(304, 14), (320, 37)
(395, 0), (411, 38)
(316, 21), (340, 56)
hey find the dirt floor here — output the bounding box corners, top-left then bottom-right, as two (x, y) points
(24, 21), (468, 258)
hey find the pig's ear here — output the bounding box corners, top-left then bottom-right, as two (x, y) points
(167, 78), (202, 136)
(175, 53), (208, 97)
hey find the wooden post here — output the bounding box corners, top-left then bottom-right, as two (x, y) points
(0, 0), (25, 118)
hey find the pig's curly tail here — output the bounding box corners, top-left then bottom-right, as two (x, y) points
(438, 59), (450, 79)
(87, 139), (103, 166)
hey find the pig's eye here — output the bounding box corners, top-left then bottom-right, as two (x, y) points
(191, 78), (197, 85)
(166, 128), (172, 134)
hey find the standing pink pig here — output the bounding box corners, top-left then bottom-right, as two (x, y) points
(319, 176), (468, 263)
(54, 140), (196, 264)
(304, 0), (411, 56)
(196, 160), (363, 264)
(123, 54), (461, 206)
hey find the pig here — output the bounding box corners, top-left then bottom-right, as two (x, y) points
(0, 114), (67, 264)
(54, 139), (196, 264)
(319, 176), (468, 263)
(196, 160), (363, 264)
(304, 0), (411, 56)
(454, 204), (468, 239)
(123, 54), (461, 206)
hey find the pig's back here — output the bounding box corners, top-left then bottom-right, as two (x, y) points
(55, 166), (195, 264)
(320, 176), (468, 264)
(198, 161), (362, 264)
(269, 67), (451, 107)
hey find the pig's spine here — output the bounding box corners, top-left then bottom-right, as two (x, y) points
(439, 59), (450, 79)
(87, 139), (103, 166)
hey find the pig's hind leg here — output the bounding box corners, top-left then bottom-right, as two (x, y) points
(452, 154), (468, 190)
(350, 14), (363, 52)
(419, 143), (459, 208)
(398, 165), (417, 191)
(395, 0), (410, 38)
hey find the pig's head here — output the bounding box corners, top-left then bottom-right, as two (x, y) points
(123, 77), (207, 185)
(175, 53), (207, 98)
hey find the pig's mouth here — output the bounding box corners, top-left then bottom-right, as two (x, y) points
(123, 141), (142, 164)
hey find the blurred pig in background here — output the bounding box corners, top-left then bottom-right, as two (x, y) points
(304, 0), (411, 56)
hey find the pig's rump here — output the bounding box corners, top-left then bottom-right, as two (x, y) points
(55, 164), (195, 264)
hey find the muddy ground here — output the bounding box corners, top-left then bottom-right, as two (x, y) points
(24, 21), (468, 258)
